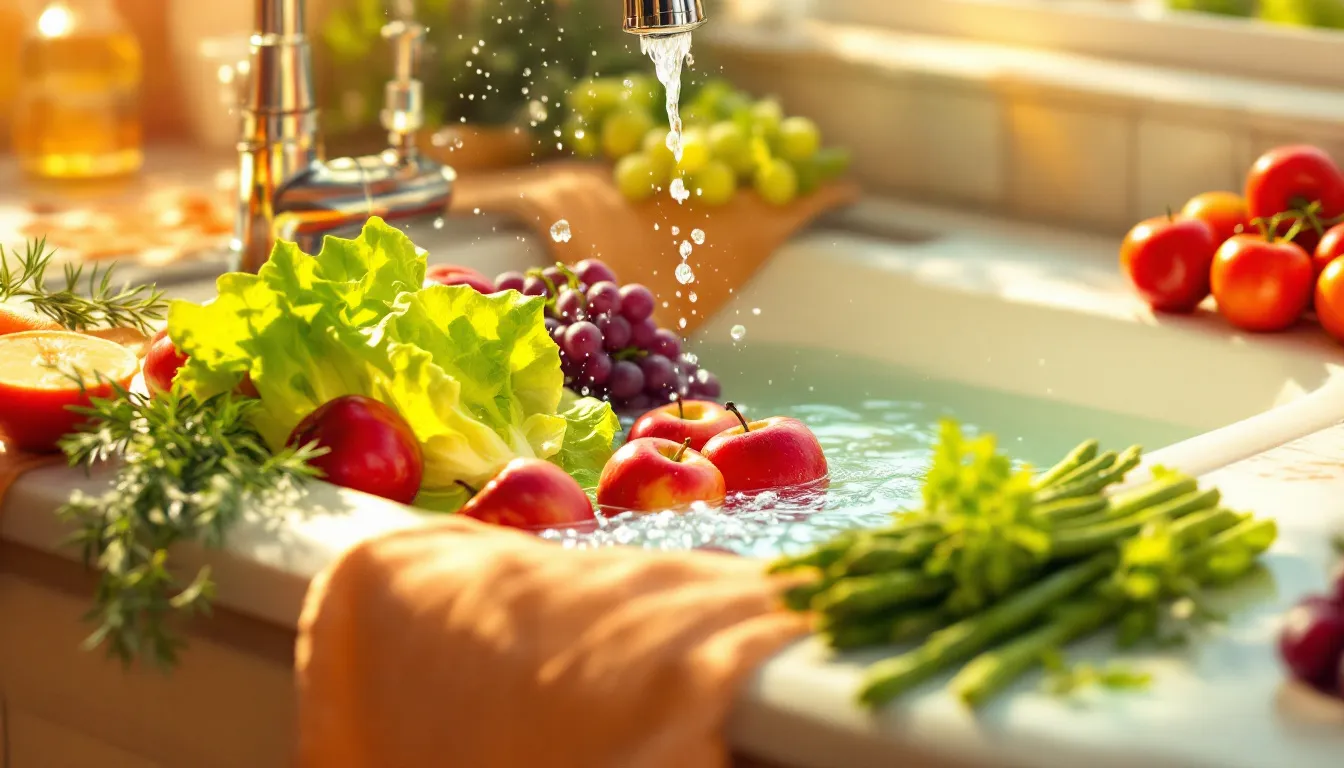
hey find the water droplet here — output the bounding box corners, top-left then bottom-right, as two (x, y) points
(653, 223), (660, 231)
(528, 100), (548, 122)
(688, 291), (697, 303)
(550, 219), (572, 243)
(679, 240), (692, 259)
(751, 307), (762, 316)
(679, 317), (687, 329)
(730, 324), (747, 341)
(523, 67), (532, 77)
(672, 226), (681, 236)
(675, 262), (695, 284)
(432, 217), (445, 230)
(691, 228), (705, 245)
(623, 78), (634, 88)
(669, 178), (690, 204)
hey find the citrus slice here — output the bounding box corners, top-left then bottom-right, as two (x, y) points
(0, 331), (138, 453)
(0, 302), (60, 336)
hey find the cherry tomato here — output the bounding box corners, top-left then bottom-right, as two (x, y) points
(1315, 257), (1344, 344)
(1181, 191), (1249, 246)
(1245, 145), (1344, 252)
(1314, 223), (1344, 277)
(143, 328), (189, 397)
(1119, 215), (1218, 313)
(1210, 235), (1314, 332)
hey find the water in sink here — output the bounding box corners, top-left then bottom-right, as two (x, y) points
(542, 341), (1199, 559)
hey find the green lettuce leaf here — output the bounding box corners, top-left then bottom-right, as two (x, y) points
(553, 396), (622, 491)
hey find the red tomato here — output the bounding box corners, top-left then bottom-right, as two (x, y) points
(1316, 258), (1344, 344)
(1181, 191), (1249, 246)
(142, 328), (189, 397)
(1119, 215), (1218, 313)
(1245, 145), (1344, 252)
(1314, 223), (1344, 277)
(1210, 235), (1314, 332)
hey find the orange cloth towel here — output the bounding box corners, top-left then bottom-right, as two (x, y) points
(453, 162), (859, 335)
(295, 517), (809, 768)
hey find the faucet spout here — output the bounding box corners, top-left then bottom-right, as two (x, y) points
(623, 0), (707, 36)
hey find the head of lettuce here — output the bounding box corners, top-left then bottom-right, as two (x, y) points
(165, 217), (619, 512)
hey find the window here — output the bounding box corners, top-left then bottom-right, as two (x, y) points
(809, 0), (1344, 90)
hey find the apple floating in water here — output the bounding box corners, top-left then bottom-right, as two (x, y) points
(458, 457), (596, 530)
(701, 402), (828, 492)
(597, 437), (727, 512)
(287, 395), (424, 505)
(626, 398), (740, 452)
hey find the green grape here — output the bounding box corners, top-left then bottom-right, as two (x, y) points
(795, 158), (822, 197)
(614, 153), (658, 202)
(676, 128), (712, 175)
(708, 121), (754, 176)
(1166, 0), (1254, 15)
(602, 108), (655, 160)
(692, 160), (738, 207)
(750, 99), (785, 142)
(777, 116), (822, 163)
(754, 157), (799, 206)
(643, 127), (677, 180)
(813, 146), (852, 181)
(564, 117), (601, 158)
(1259, 0), (1344, 27)
(620, 74), (661, 114)
(568, 78), (624, 122)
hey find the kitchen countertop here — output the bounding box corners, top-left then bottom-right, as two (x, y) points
(3, 152), (1344, 768)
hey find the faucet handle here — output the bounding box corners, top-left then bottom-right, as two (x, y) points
(380, 20), (427, 144)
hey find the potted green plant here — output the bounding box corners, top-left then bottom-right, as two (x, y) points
(318, 0), (644, 171)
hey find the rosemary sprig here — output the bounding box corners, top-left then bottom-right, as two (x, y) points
(0, 237), (167, 333)
(55, 377), (325, 669)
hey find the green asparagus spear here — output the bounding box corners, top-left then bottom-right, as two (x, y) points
(822, 608), (952, 651)
(769, 534), (862, 573)
(782, 575), (834, 611)
(834, 532), (941, 576)
(1058, 471), (1198, 528)
(951, 598), (1120, 708)
(1050, 488), (1220, 559)
(1036, 446), (1142, 504)
(1035, 495), (1108, 524)
(1185, 517), (1278, 584)
(1034, 439), (1100, 490)
(857, 553), (1116, 707)
(1050, 450), (1118, 490)
(1170, 507), (1244, 545)
(817, 570), (954, 620)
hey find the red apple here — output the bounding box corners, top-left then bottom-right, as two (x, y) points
(143, 328), (189, 396)
(459, 457), (596, 530)
(597, 437), (727, 511)
(426, 264), (496, 294)
(701, 403), (828, 492)
(287, 395), (423, 505)
(627, 399), (740, 451)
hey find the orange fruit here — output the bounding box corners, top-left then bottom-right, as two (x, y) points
(0, 331), (138, 453)
(0, 303), (60, 336)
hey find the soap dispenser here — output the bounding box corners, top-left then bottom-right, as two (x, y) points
(13, 0), (144, 180)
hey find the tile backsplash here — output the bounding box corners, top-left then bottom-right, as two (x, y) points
(708, 22), (1344, 235)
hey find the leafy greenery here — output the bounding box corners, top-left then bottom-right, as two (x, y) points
(319, 0), (646, 134)
(772, 420), (1279, 710)
(57, 381), (324, 668)
(1168, 0), (1344, 30)
(0, 238), (166, 332)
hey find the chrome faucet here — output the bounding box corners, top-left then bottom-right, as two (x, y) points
(233, 0), (706, 274)
(233, 0), (453, 273)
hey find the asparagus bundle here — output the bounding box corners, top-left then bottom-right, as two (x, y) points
(770, 421), (1278, 710)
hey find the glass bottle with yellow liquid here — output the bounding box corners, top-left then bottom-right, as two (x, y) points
(13, 0), (144, 180)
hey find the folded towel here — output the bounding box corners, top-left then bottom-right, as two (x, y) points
(295, 516), (809, 768)
(452, 162), (859, 334)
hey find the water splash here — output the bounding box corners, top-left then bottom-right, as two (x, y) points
(669, 177), (690, 204)
(691, 228), (705, 245)
(675, 262), (695, 284)
(679, 240), (692, 259)
(730, 324), (747, 341)
(640, 32), (693, 163)
(550, 219), (571, 243)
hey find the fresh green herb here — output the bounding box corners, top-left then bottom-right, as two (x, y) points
(56, 378), (324, 669)
(776, 420), (1278, 711)
(0, 237), (166, 332)
(1040, 649), (1152, 699)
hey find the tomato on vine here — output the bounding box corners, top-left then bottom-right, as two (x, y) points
(1120, 213), (1218, 313)
(1181, 191), (1248, 246)
(1316, 257), (1344, 345)
(1245, 145), (1344, 253)
(1210, 218), (1314, 333)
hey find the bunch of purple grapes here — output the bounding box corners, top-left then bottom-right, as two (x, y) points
(492, 258), (722, 412)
